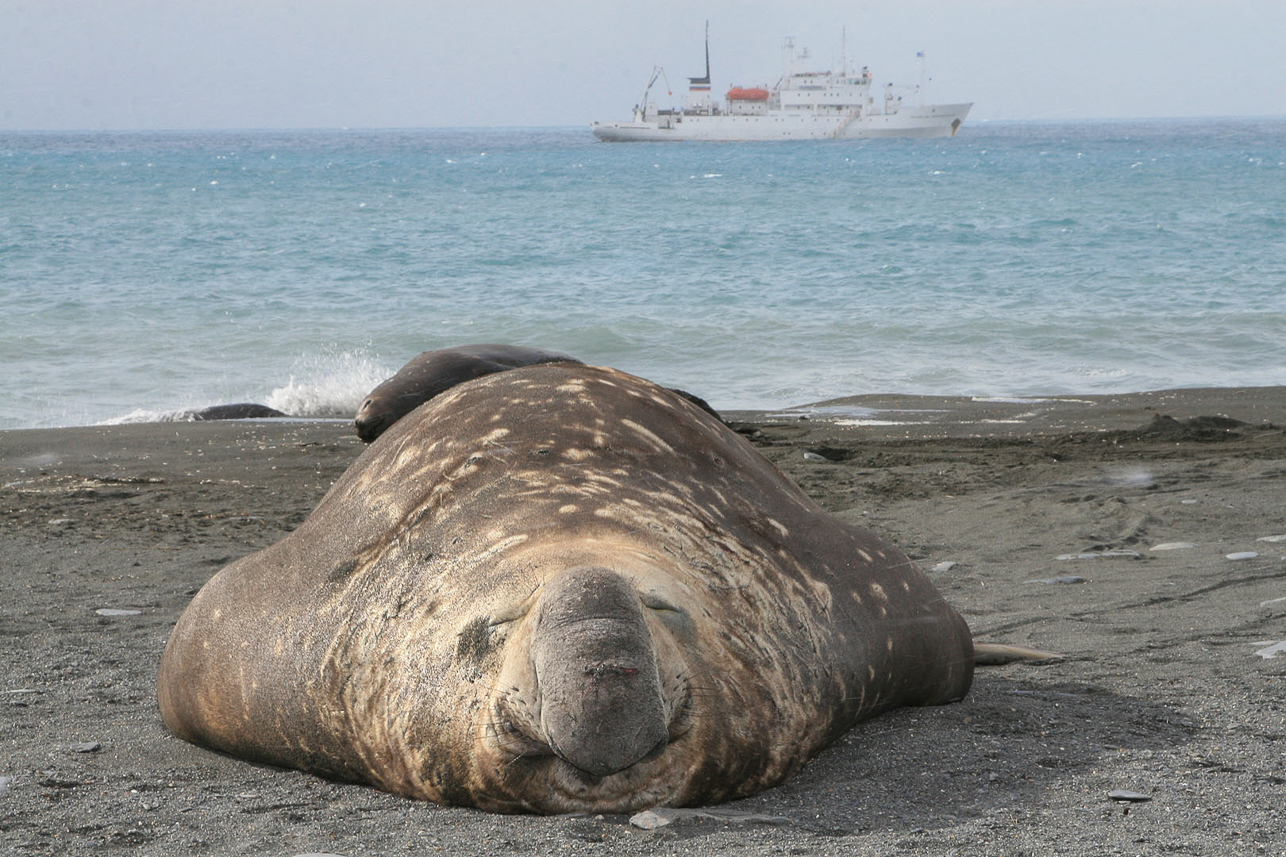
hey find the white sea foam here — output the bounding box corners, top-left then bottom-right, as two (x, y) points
(971, 397), (1096, 405)
(101, 408), (197, 425)
(95, 352), (392, 425)
(264, 352), (392, 418)
(833, 419), (926, 427)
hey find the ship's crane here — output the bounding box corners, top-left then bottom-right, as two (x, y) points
(632, 66), (672, 122)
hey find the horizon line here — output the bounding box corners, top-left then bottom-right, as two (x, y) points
(3, 114), (1285, 135)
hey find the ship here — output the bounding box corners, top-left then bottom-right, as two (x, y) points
(591, 29), (971, 142)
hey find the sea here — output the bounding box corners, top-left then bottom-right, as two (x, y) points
(2, 119), (1283, 431)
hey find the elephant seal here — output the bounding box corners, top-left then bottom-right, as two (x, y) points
(184, 403), (287, 421)
(159, 363), (979, 814)
(354, 344), (579, 442)
(354, 344), (723, 443)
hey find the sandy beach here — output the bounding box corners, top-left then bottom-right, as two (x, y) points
(3, 386), (1285, 856)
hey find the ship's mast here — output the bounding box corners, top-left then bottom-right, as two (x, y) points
(917, 51), (927, 106)
(684, 21), (713, 112)
(688, 21), (711, 88)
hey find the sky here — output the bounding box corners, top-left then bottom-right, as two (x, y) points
(2, 0), (1284, 131)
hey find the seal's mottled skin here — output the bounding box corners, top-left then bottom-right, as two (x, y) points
(159, 364), (974, 814)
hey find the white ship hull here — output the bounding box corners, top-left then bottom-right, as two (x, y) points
(592, 103), (971, 142)
(593, 30), (972, 144)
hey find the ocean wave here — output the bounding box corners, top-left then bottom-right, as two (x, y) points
(92, 351), (393, 427)
(6, 123), (1285, 430)
(263, 352), (392, 418)
(100, 408), (199, 425)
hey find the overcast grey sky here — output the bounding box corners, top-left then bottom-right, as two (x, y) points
(3, 0), (1283, 130)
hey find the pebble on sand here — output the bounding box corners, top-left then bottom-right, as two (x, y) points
(1055, 550), (1141, 561)
(1025, 576), (1087, 585)
(629, 807), (792, 829)
(630, 810), (676, 830)
(1252, 641), (1286, 659)
(1149, 542), (1196, 551)
(1108, 790), (1152, 803)
(95, 608), (142, 616)
(1225, 552), (1258, 561)
(70, 742), (102, 753)
(1256, 534), (1286, 543)
(931, 561), (959, 573)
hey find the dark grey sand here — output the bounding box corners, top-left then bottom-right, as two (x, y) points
(3, 387), (1285, 855)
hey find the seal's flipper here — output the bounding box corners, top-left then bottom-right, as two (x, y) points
(972, 643), (1063, 665)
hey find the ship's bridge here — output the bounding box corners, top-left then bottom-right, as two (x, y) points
(777, 71), (872, 110)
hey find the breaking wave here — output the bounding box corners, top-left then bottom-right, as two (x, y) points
(264, 351), (393, 418)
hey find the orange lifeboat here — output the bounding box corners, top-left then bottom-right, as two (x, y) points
(726, 87), (770, 101)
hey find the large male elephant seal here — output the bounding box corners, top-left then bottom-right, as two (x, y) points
(354, 344), (579, 442)
(159, 364), (981, 814)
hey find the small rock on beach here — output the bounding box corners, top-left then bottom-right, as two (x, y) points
(1056, 550), (1141, 561)
(1108, 790), (1153, 803)
(1252, 641), (1286, 659)
(630, 807), (792, 829)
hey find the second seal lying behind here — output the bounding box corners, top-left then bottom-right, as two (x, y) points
(161, 363), (982, 814)
(354, 343), (722, 443)
(353, 344), (578, 442)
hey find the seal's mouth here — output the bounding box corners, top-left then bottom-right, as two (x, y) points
(489, 689), (689, 782)
(544, 730), (671, 784)
(488, 729), (686, 812)
(488, 698), (557, 762)
(353, 409), (387, 443)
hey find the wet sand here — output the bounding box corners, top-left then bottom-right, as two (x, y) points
(3, 387), (1285, 855)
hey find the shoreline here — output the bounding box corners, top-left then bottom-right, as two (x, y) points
(725, 383), (1286, 439)
(10, 383), (1286, 439)
(3, 385), (1285, 854)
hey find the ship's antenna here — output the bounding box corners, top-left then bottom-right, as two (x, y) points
(841, 26), (847, 75)
(917, 50), (927, 106)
